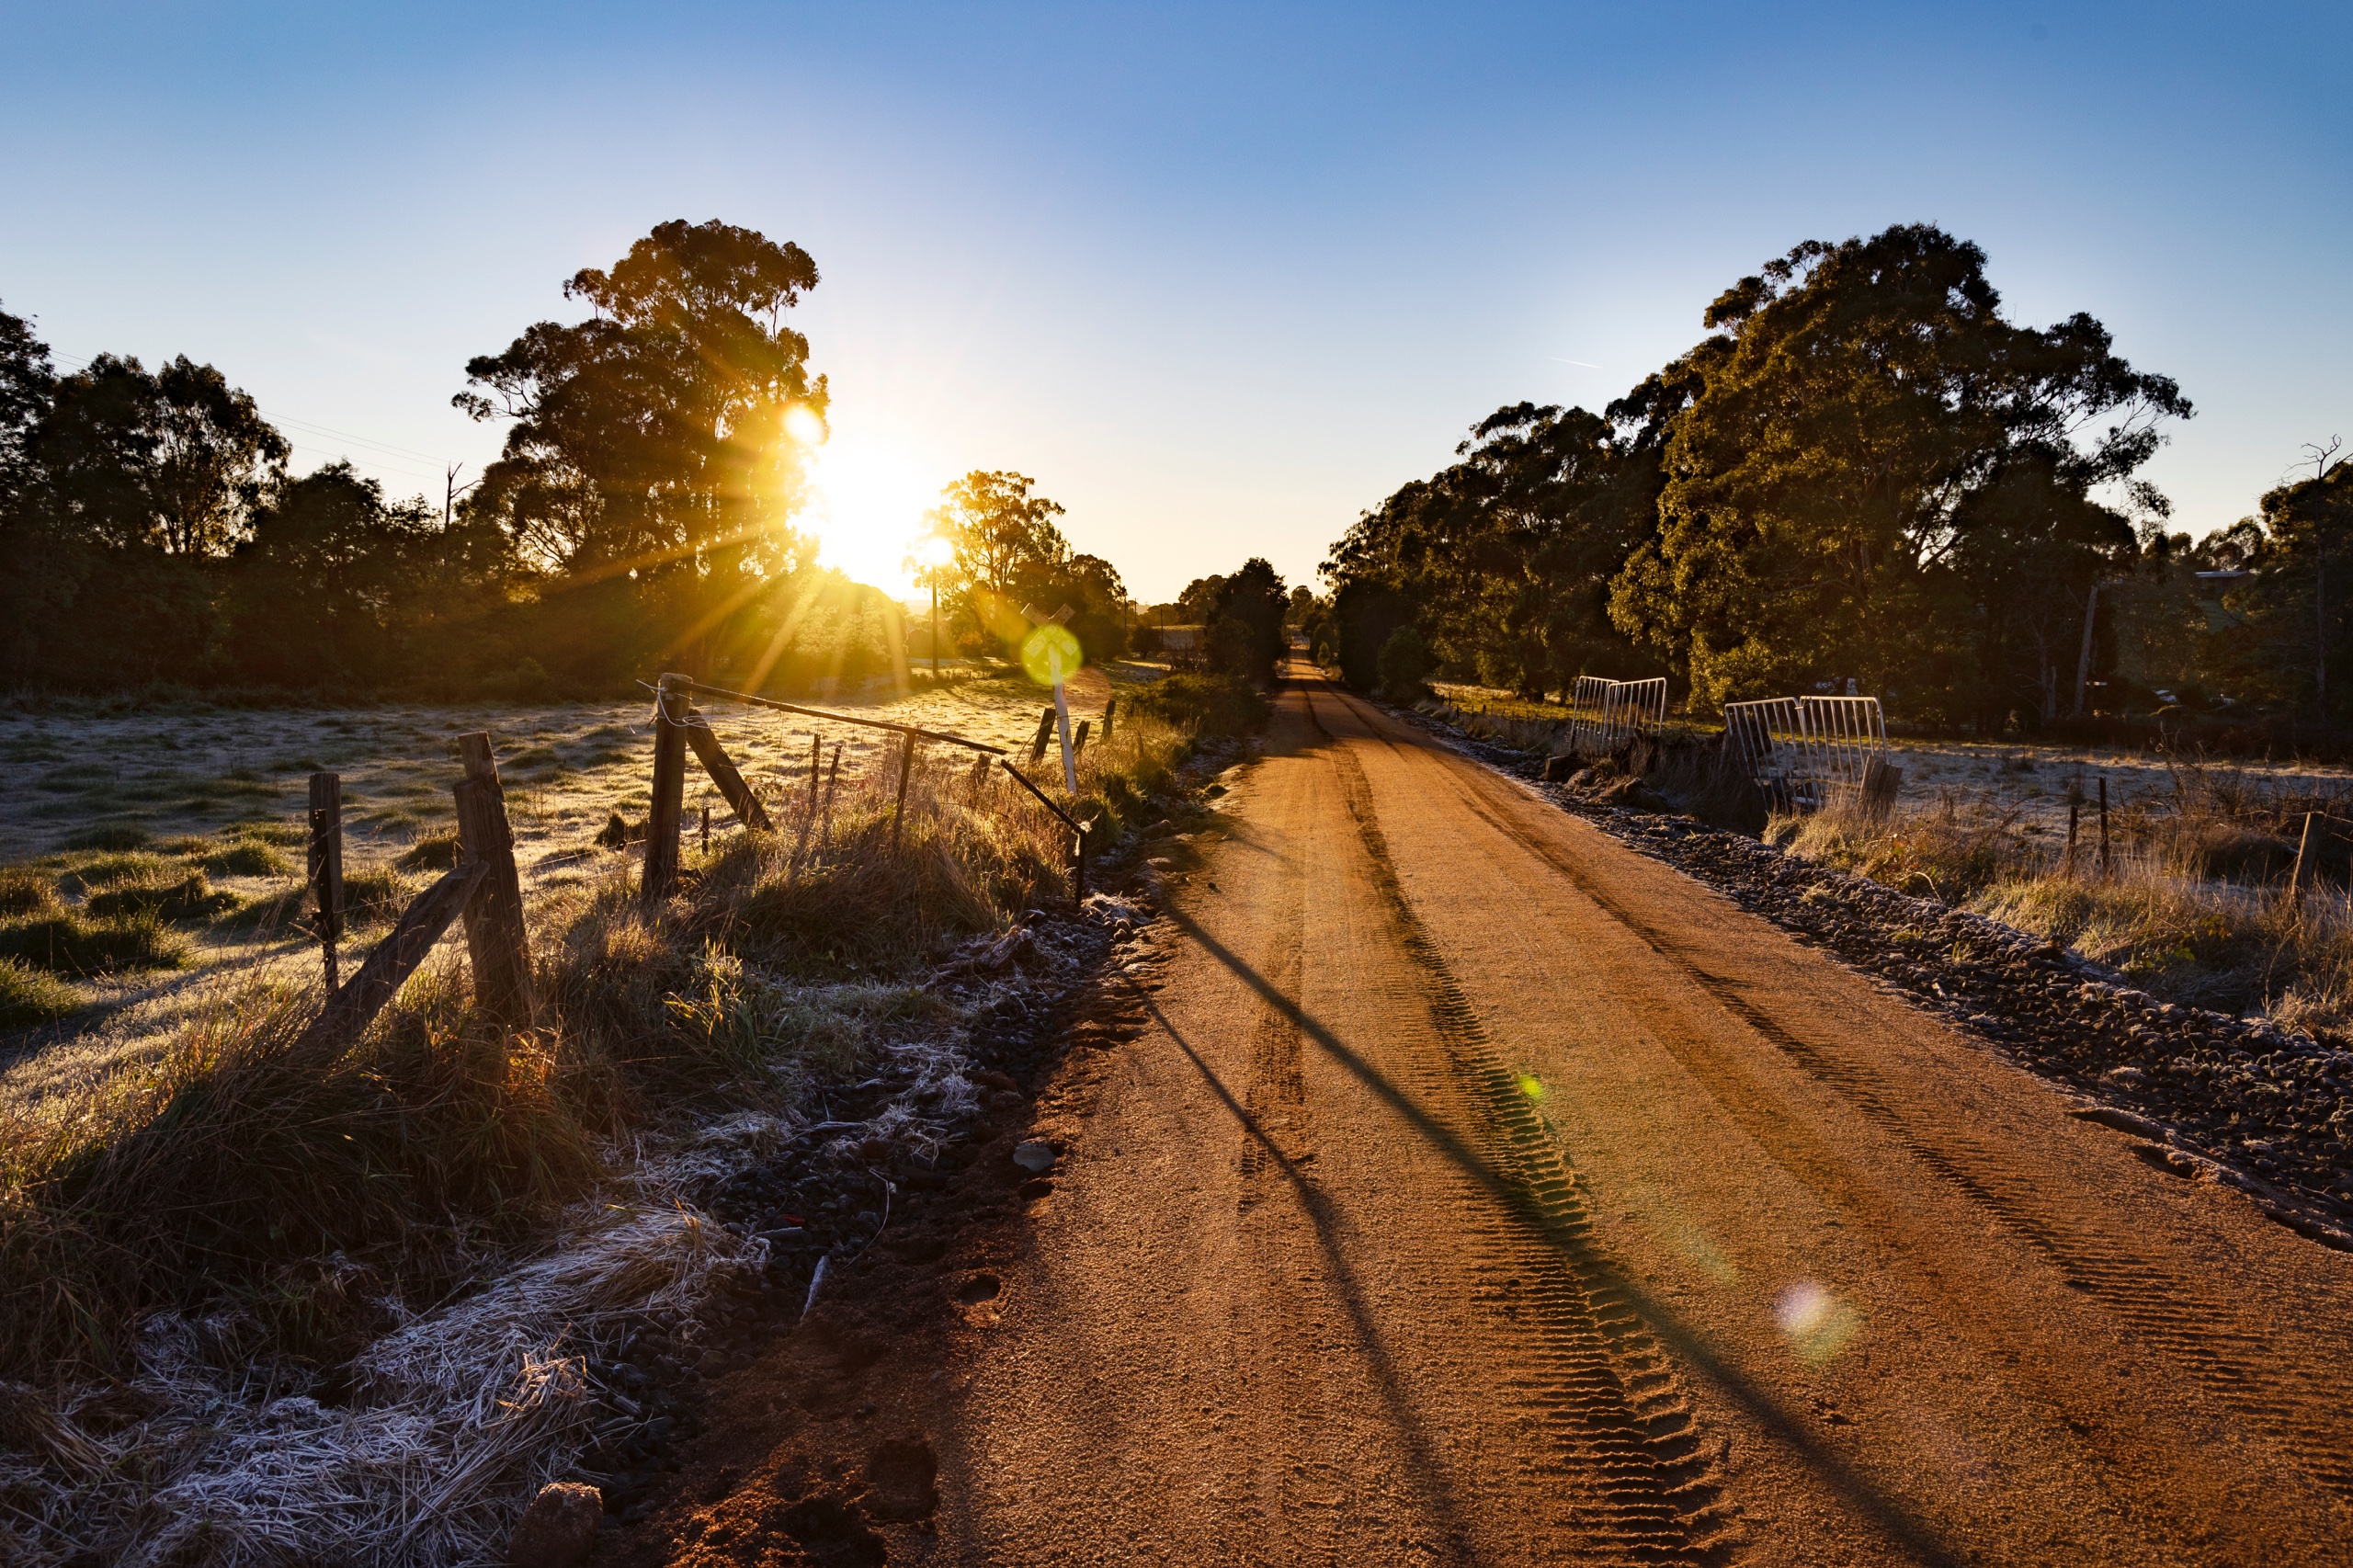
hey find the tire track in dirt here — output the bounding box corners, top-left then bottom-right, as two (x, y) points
(1369, 694), (2353, 1511)
(1308, 696), (1741, 1565)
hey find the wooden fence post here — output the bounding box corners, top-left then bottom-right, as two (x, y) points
(642, 674), (688, 906)
(454, 732), (536, 1032)
(1029, 706), (1056, 765)
(1101, 698), (1115, 744)
(1072, 719), (1091, 758)
(2098, 777), (2110, 875)
(307, 772), (344, 993)
(2291, 811), (2320, 904)
(2067, 790), (2081, 872)
(891, 731), (917, 849)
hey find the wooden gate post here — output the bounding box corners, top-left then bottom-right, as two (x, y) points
(643, 674), (689, 906)
(307, 773), (344, 993)
(454, 732), (537, 1031)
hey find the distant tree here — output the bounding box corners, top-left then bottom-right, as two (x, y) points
(1204, 557), (1288, 686)
(2201, 459), (2353, 715)
(0, 305), (55, 505)
(1377, 625), (1433, 697)
(227, 461), (507, 686)
(28, 353), (287, 557)
(928, 470), (1069, 601)
(1176, 574), (1224, 624)
(1323, 400), (1661, 698)
(457, 219), (825, 679)
(1608, 223), (2189, 722)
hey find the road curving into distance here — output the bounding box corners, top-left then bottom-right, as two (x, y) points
(923, 660), (2353, 1565)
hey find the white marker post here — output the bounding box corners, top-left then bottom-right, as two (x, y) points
(1050, 642), (1077, 791)
(1023, 603), (1083, 794)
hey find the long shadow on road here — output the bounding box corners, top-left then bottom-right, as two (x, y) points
(1148, 902), (1965, 1568)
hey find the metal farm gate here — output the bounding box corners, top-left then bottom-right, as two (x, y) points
(1723, 695), (1891, 813)
(1564, 676), (1668, 756)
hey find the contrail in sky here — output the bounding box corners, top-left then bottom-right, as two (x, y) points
(1551, 357), (1601, 369)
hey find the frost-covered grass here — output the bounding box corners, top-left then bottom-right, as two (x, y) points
(0, 669), (1211, 1566)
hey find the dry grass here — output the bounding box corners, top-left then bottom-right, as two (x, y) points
(1776, 764), (2353, 1030)
(0, 681), (1216, 1564)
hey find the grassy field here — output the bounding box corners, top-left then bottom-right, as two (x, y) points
(0, 659), (1243, 1565)
(0, 662), (1156, 1110)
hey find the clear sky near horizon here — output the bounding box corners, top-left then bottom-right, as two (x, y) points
(3, 3), (2347, 603)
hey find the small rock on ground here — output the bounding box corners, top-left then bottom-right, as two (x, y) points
(508, 1481), (602, 1568)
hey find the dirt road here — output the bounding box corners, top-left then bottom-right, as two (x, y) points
(668, 664), (2353, 1566)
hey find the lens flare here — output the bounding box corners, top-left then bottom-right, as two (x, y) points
(1516, 1073), (1546, 1102)
(1775, 1279), (1860, 1365)
(1021, 622), (1084, 686)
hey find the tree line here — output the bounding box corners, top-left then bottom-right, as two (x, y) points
(0, 220), (1148, 699)
(1320, 222), (2353, 735)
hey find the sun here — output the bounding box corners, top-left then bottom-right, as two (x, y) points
(802, 432), (936, 597)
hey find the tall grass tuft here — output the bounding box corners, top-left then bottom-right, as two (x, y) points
(1776, 774), (2353, 1030)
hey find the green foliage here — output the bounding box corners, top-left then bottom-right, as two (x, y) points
(1326, 402), (1665, 698)
(0, 957), (82, 1028)
(1125, 673), (1267, 735)
(85, 872), (238, 924)
(926, 471), (1131, 665)
(1377, 625), (1434, 697)
(0, 910), (188, 975)
(0, 869), (59, 919)
(1199, 558), (1288, 687)
(202, 840), (290, 878)
(63, 824), (151, 852)
(1609, 225), (2188, 723)
(1322, 224), (2225, 735)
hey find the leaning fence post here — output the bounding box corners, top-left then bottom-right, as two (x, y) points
(642, 674), (689, 906)
(307, 772), (344, 994)
(454, 731), (536, 1032)
(1029, 706), (1056, 765)
(2098, 777), (2111, 875)
(1101, 698), (1116, 744)
(1074, 822), (1087, 903)
(1072, 719), (1091, 758)
(890, 731), (917, 850)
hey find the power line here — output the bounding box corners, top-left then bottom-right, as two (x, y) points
(41, 344), (478, 480)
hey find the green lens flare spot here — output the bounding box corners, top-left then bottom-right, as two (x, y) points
(1516, 1073), (1545, 1102)
(1021, 623), (1084, 686)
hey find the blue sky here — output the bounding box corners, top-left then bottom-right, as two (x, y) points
(4, 2), (2347, 601)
